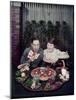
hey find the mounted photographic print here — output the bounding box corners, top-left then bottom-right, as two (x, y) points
(10, 1), (74, 99)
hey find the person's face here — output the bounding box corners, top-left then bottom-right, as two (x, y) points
(47, 43), (54, 50)
(31, 40), (40, 52)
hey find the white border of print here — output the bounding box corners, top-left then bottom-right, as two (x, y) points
(0, 0), (75, 100)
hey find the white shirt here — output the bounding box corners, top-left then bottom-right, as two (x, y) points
(43, 48), (69, 63)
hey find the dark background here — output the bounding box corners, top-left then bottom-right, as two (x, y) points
(10, 1), (74, 98)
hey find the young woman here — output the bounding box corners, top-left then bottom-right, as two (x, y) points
(42, 38), (70, 69)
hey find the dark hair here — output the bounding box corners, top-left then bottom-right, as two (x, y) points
(30, 36), (40, 43)
(47, 38), (55, 44)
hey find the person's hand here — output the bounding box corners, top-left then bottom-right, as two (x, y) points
(25, 65), (29, 71)
(17, 64), (25, 69)
(20, 66), (29, 72)
(17, 63), (30, 72)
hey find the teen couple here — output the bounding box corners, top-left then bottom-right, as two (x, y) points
(18, 37), (69, 72)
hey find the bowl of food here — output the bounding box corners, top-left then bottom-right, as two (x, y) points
(31, 67), (56, 81)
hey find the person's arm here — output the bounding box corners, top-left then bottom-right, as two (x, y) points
(56, 49), (70, 59)
(20, 48), (30, 64)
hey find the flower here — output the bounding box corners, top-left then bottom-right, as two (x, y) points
(59, 68), (69, 82)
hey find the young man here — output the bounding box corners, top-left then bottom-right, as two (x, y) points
(18, 37), (43, 71)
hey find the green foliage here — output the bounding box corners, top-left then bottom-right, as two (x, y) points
(24, 78), (33, 87)
(16, 70), (21, 77)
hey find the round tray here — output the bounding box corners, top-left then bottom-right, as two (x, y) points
(16, 67), (68, 91)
